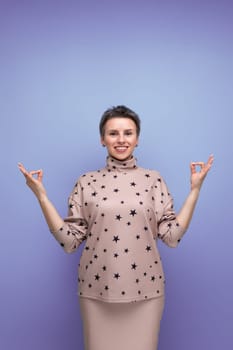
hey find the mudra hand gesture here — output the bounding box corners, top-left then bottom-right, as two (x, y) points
(18, 163), (47, 200)
(190, 154), (214, 191)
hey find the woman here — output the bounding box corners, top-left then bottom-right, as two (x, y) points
(18, 105), (213, 350)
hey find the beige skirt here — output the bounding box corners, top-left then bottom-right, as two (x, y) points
(79, 296), (164, 350)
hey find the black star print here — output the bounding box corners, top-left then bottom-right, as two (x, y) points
(85, 246), (90, 250)
(130, 182), (136, 187)
(69, 204), (74, 208)
(102, 197), (108, 201)
(151, 275), (156, 282)
(127, 222), (131, 226)
(146, 245), (152, 252)
(131, 263), (137, 270)
(113, 188), (119, 193)
(105, 285), (109, 290)
(113, 175), (118, 179)
(143, 272), (147, 276)
(139, 201), (143, 205)
(113, 235), (120, 243)
(144, 226), (148, 231)
(91, 191), (97, 196)
(130, 209), (137, 216)
(102, 266), (107, 271)
(157, 178), (161, 182)
(136, 234), (140, 240)
(95, 274), (100, 281)
(114, 253), (119, 258)
(116, 214), (122, 221)
(101, 185), (106, 188)
(94, 254), (98, 259)
(124, 248), (129, 253)
(121, 291), (125, 295)
(114, 273), (120, 279)
(145, 174), (150, 178)
(135, 278), (140, 283)
(136, 192), (140, 196)
(88, 284), (92, 288)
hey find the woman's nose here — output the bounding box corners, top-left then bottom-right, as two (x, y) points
(117, 133), (125, 143)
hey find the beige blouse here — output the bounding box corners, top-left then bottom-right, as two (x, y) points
(51, 156), (186, 303)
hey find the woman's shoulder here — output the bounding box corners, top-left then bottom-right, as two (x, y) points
(75, 166), (106, 183)
(136, 165), (162, 178)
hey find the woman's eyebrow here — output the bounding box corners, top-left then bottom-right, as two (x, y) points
(107, 128), (134, 132)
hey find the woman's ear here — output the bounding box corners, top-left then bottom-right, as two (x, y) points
(100, 137), (105, 147)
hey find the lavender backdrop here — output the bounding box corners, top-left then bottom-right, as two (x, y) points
(1, 0), (232, 349)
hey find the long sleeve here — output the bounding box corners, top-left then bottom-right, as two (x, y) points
(156, 176), (186, 248)
(51, 181), (88, 253)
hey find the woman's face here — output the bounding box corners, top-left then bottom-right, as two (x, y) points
(101, 117), (139, 161)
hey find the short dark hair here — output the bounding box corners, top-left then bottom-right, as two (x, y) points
(99, 105), (141, 137)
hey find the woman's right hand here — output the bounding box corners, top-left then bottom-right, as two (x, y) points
(18, 163), (47, 200)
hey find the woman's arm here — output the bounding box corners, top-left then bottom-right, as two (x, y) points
(18, 163), (64, 232)
(176, 154), (214, 231)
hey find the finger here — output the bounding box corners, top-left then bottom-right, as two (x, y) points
(190, 162), (205, 173)
(207, 154), (214, 166)
(37, 169), (43, 181)
(190, 163), (197, 174)
(29, 170), (41, 175)
(18, 163), (29, 176)
(28, 169), (43, 182)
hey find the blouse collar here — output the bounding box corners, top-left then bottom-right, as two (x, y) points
(106, 155), (137, 171)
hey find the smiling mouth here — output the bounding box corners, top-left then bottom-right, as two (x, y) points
(115, 146), (128, 151)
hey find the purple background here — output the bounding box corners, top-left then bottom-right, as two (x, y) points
(1, 0), (232, 349)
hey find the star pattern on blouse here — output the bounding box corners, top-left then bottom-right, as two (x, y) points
(113, 235), (120, 243)
(63, 156), (182, 303)
(131, 262), (138, 270)
(114, 273), (120, 279)
(95, 274), (100, 281)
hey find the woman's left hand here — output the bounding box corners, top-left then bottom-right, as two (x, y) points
(190, 154), (214, 191)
